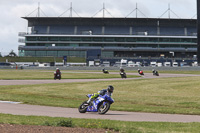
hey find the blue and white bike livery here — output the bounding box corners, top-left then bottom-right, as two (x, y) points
(78, 94), (114, 114)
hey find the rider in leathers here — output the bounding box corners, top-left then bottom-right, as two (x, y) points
(86, 85), (114, 105)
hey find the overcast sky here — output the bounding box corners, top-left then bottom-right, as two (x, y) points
(0, 0), (197, 55)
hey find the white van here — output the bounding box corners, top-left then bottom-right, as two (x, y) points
(172, 62), (178, 67)
(127, 61), (135, 67)
(121, 59), (127, 67)
(102, 61), (110, 67)
(150, 62), (157, 67)
(157, 62), (162, 67)
(164, 62), (171, 67)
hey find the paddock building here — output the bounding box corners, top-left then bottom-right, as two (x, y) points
(18, 17), (197, 64)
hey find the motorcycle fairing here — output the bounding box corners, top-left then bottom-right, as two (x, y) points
(86, 94), (113, 112)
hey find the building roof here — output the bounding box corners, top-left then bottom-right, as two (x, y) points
(22, 17), (196, 27)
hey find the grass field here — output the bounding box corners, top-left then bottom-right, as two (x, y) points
(1, 69), (200, 132)
(1, 113), (200, 133)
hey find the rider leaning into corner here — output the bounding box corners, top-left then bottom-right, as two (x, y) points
(152, 69), (158, 74)
(86, 85), (114, 105)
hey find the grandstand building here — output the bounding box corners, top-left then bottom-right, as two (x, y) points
(18, 17), (197, 64)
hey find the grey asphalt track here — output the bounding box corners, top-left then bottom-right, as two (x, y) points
(1, 102), (200, 122)
(0, 72), (200, 122)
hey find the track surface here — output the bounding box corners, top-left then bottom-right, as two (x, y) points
(1, 102), (200, 122)
(1, 72), (200, 122)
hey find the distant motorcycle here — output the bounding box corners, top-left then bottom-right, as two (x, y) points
(120, 72), (127, 78)
(152, 70), (159, 76)
(78, 94), (114, 114)
(102, 69), (109, 74)
(138, 70), (144, 75)
(54, 72), (61, 80)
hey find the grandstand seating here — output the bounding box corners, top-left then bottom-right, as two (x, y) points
(187, 27), (197, 36)
(160, 27), (184, 36)
(34, 26), (47, 34)
(34, 26), (197, 36)
(104, 26), (130, 35)
(77, 26), (102, 35)
(33, 25), (196, 36)
(132, 26), (157, 35)
(49, 26), (74, 34)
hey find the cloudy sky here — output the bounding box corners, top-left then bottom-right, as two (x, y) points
(0, 0), (197, 55)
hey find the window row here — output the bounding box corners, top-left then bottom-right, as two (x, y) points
(26, 37), (197, 43)
(26, 43), (196, 48)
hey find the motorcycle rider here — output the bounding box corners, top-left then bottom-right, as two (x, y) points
(138, 69), (144, 75)
(138, 69), (141, 73)
(120, 67), (125, 73)
(55, 68), (61, 74)
(152, 69), (158, 75)
(86, 85), (114, 105)
(102, 68), (108, 73)
(54, 68), (61, 79)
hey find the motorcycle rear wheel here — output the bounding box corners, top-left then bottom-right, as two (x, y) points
(98, 102), (110, 114)
(78, 101), (88, 113)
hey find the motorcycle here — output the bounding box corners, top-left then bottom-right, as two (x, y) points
(153, 71), (159, 76)
(102, 69), (109, 74)
(120, 72), (127, 78)
(138, 70), (144, 75)
(78, 94), (114, 114)
(54, 72), (61, 80)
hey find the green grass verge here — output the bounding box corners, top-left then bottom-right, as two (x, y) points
(1, 113), (200, 133)
(1, 76), (200, 115)
(0, 70), (139, 79)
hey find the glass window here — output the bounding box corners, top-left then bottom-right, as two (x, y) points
(36, 51), (47, 56)
(93, 37), (103, 42)
(115, 38), (125, 42)
(104, 37), (114, 42)
(82, 37), (91, 41)
(102, 51), (114, 57)
(191, 38), (197, 43)
(126, 38), (136, 42)
(38, 37), (48, 41)
(137, 38), (149, 42)
(170, 38), (180, 42)
(159, 38), (170, 42)
(59, 37), (70, 41)
(149, 38), (158, 42)
(25, 51), (36, 56)
(49, 37), (58, 41)
(71, 37), (81, 41)
(47, 51), (57, 56)
(26, 37), (37, 41)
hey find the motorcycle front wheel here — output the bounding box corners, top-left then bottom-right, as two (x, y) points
(98, 102), (110, 114)
(78, 101), (88, 113)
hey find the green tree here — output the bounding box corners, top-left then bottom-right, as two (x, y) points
(7, 50), (17, 57)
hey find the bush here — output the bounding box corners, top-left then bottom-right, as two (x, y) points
(55, 119), (73, 127)
(43, 119), (73, 127)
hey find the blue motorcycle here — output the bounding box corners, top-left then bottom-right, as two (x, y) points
(78, 94), (114, 114)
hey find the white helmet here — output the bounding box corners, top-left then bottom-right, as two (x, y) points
(56, 68), (59, 70)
